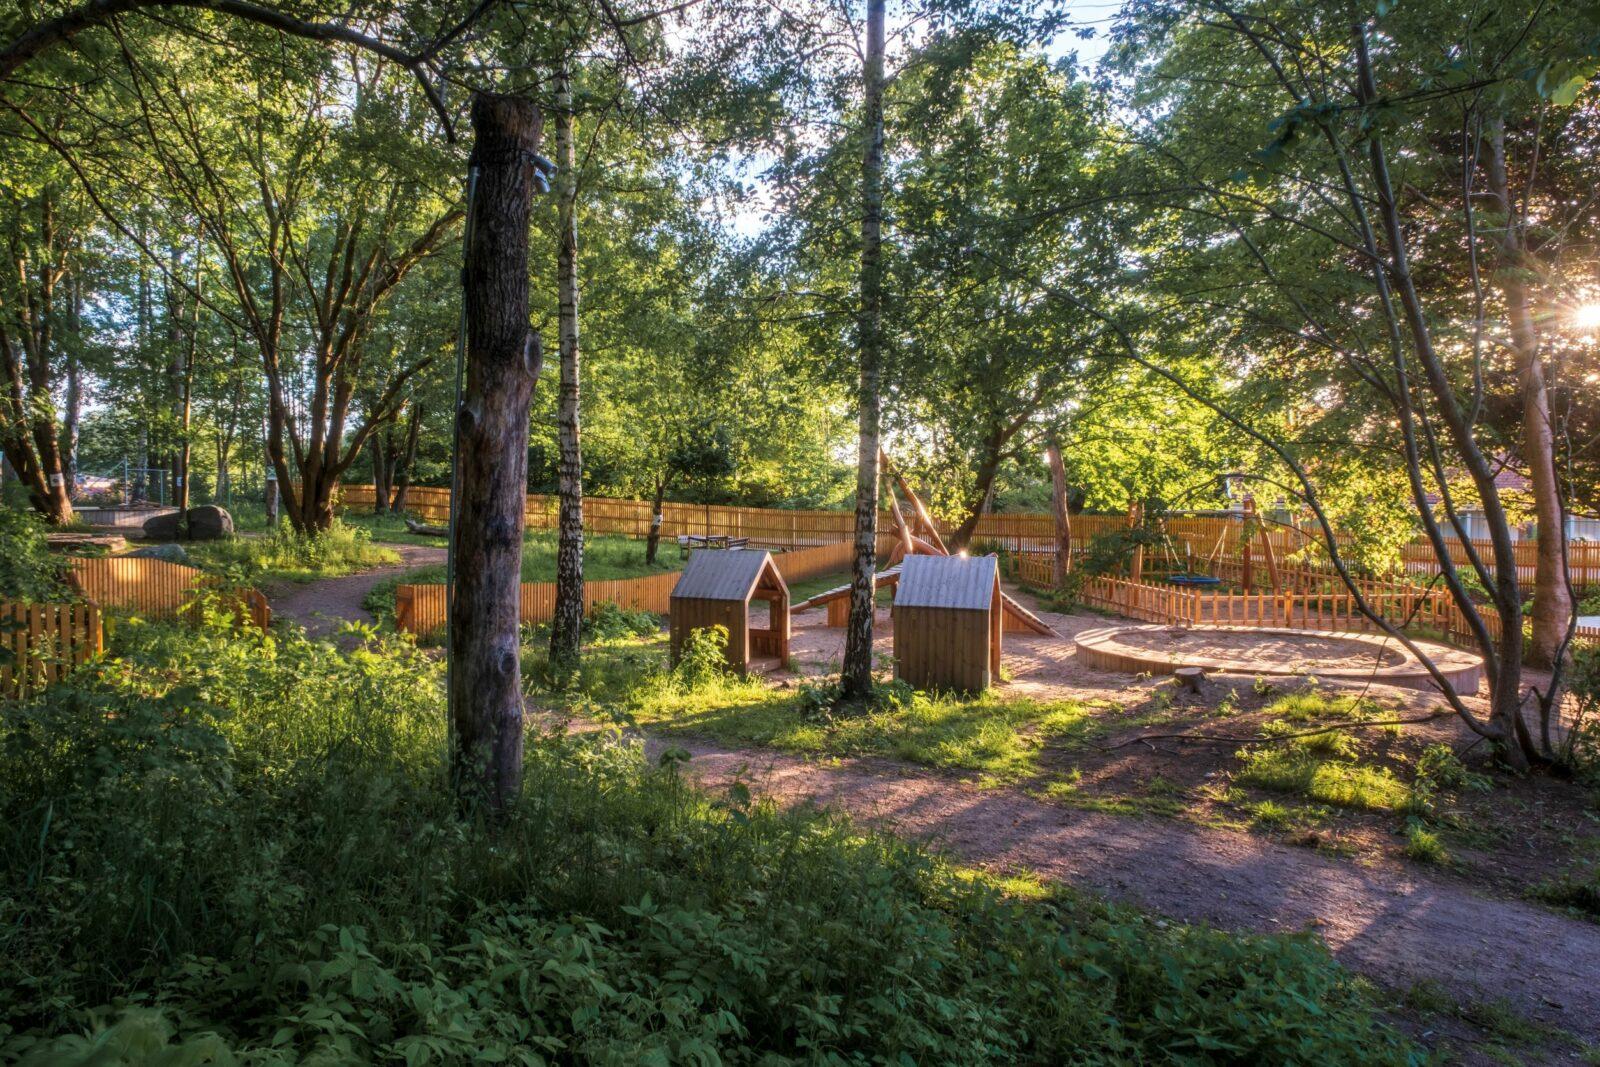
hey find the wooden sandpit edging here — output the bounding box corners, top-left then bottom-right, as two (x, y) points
(1074, 624), (1483, 696)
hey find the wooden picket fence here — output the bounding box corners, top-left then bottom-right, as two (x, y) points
(1073, 575), (1454, 635)
(68, 556), (271, 630)
(395, 538), (882, 637)
(0, 600), (103, 698)
(343, 482), (1600, 588)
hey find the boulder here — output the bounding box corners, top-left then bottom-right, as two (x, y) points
(137, 505), (234, 541)
(140, 509), (182, 539)
(127, 542), (191, 565)
(186, 505), (234, 540)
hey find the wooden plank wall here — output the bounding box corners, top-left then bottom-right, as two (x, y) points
(68, 557), (271, 630)
(0, 600), (102, 698)
(893, 604), (992, 693)
(395, 538), (890, 637)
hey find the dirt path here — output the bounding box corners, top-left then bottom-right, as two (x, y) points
(266, 543), (445, 639)
(641, 733), (1600, 1044)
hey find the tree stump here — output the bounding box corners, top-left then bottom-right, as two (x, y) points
(1175, 666), (1207, 694)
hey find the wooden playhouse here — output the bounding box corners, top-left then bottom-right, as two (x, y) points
(669, 549), (790, 674)
(892, 554), (1002, 693)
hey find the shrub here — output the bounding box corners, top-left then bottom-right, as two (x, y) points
(674, 624), (730, 684)
(583, 601), (660, 642)
(0, 506), (68, 600)
(189, 518), (398, 583)
(0, 619), (1419, 1064)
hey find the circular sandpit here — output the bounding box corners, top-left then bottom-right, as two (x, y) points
(1074, 624), (1482, 696)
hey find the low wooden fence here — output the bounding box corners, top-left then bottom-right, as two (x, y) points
(68, 556), (271, 630)
(395, 539), (882, 637)
(1, 601), (103, 698)
(343, 483), (1600, 587)
(1075, 575), (1452, 635)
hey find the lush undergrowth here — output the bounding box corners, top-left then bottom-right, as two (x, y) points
(189, 519), (400, 583)
(0, 617), (1421, 1064)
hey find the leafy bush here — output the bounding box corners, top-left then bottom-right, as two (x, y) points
(582, 601), (660, 642)
(0, 620), (1419, 1064)
(0, 506), (68, 600)
(674, 624), (730, 684)
(189, 518), (398, 582)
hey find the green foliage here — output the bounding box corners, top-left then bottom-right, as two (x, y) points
(0, 507), (68, 601)
(0, 620), (1417, 1063)
(189, 519), (398, 583)
(674, 624), (731, 684)
(1404, 820), (1450, 865)
(1234, 746), (1410, 812)
(1530, 867), (1600, 921)
(1562, 645), (1600, 781)
(583, 601), (661, 643)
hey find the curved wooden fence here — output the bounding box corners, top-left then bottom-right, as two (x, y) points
(395, 539), (875, 637)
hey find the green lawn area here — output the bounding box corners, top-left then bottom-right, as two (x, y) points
(528, 635), (1105, 787)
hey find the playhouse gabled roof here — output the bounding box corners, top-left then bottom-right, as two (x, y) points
(671, 549), (782, 601)
(894, 554), (998, 611)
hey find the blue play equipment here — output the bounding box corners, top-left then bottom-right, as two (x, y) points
(1167, 573), (1222, 587)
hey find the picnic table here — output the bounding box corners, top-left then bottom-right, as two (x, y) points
(677, 533), (751, 557)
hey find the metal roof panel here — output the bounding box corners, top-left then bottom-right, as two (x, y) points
(671, 549), (775, 601)
(893, 554), (998, 611)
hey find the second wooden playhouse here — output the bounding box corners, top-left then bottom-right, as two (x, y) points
(669, 549), (790, 674)
(892, 554), (1003, 693)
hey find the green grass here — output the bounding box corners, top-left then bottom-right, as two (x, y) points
(0, 616), (1419, 1064)
(1530, 866), (1600, 920)
(338, 509), (449, 545)
(1404, 821), (1450, 864)
(526, 637), (1103, 787)
(1234, 746), (1411, 811)
(186, 518), (400, 583)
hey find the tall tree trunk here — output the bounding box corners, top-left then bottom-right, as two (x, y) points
(645, 475), (667, 564)
(550, 67), (585, 670)
(1485, 118), (1570, 668)
(1352, 30), (1531, 768)
(391, 402), (421, 513)
(61, 275), (81, 493)
(840, 0), (887, 701)
(949, 434), (1008, 549)
(371, 431), (392, 513)
(1048, 437), (1072, 585)
(449, 92), (545, 813)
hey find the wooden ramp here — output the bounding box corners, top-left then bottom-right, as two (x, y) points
(1001, 593), (1056, 637)
(794, 565), (1055, 637)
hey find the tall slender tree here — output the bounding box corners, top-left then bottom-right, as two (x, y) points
(840, 0), (887, 700)
(550, 60), (585, 671)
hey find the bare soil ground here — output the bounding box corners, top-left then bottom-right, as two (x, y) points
(639, 730), (1600, 1057)
(264, 543), (445, 640)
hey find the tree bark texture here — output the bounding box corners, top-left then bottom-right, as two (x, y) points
(1048, 438), (1072, 585)
(1484, 117), (1571, 669)
(550, 70), (585, 669)
(841, 0), (887, 701)
(449, 92), (545, 813)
